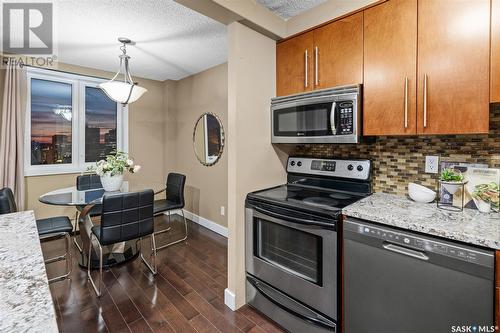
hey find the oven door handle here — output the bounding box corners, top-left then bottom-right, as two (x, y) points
(253, 206), (335, 229)
(247, 275), (337, 331)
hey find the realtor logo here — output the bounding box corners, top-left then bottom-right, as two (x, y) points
(2, 2), (53, 54)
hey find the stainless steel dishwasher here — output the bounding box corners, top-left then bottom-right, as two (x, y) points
(343, 218), (495, 333)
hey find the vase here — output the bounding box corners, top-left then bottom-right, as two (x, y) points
(100, 173), (124, 192)
(440, 181), (462, 195)
(476, 200), (491, 213)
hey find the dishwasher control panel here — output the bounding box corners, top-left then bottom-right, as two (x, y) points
(345, 219), (494, 267)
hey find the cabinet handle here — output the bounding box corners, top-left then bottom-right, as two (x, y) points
(305, 50), (309, 88)
(404, 77), (408, 128)
(314, 46), (319, 86)
(423, 74), (428, 128)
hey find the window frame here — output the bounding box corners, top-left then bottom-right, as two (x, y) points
(25, 67), (129, 177)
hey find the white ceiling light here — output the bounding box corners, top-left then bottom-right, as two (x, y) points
(99, 37), (147, 105)
(53, 105), (72, 121)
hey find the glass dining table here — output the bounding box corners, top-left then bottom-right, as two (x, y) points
(39, 182), (140, 269)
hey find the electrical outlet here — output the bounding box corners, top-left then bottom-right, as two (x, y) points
(220, 206), (225, 216)
(425, 155), (439, 174)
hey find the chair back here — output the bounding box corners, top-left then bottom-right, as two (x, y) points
(166, 173), (186, 208)
(0, 187), (18, 215)
(77, 174), (102, 190)
(99, 189), (154, 245)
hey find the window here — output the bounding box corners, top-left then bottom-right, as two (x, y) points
(25, 67), (128, 176)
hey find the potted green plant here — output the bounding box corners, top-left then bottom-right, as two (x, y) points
(439, 168), (466, 195)
(472, 182), (499, 213)
(88, 151), (140, 192)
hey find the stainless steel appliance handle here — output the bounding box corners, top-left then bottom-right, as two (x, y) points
(404, 77), (408, 128)
(253, 206), (335, 229)
(330, 101), (337, 135)
(247, 275), (336, 331)
(314, 46), (319, 86)
(305, 50), (309, 88)
(383, 243), (429, 261)
(423, 74), (428, 128)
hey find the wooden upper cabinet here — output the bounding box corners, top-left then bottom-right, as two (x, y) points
(417, 0), (490, 134)
(363, 0), (417, 136)
(276, 31), (314, 97)
(313, 12), (363, 90)
(492, 0), (500, 102)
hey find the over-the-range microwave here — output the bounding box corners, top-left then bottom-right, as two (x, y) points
(271, 85), (361, 144)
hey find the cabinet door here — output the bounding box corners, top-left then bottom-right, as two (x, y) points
(363, 0), (417, 136)
(276, 32), (314, 97)
(313, 12), (363, 90)
(417, 0), (490, 134)
(492, 0), (500, 102)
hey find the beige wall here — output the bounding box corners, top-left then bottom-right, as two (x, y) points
(0, 62), (166, 219)
(164, 63), (228, 227)
(177, 0), (379, 39)
(286, 0), (378, 36)
(226, 22), (287, 308)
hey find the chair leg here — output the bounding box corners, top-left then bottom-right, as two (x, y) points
(156, 210), (188, 251)
(42, 232), (72, 284)
(87, 233), (103, 297)
(73, 211), (83, 253)
(140, 234), (158, 275)
(153, 211), (172, 235)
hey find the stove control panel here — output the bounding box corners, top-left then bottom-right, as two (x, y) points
(287, 157), (371, 180)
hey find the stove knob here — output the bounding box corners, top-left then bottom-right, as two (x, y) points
(357, 165), (364, 172)
(347, 164), (354, 171)
(297, 161), (302, 167)
(290, 161), (295, 166)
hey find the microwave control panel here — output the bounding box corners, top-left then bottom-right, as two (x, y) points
(338, 101), (354, 135)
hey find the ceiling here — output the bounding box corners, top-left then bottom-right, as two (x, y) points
(256, 0), (327, 20)
(50, 0), (227, 81)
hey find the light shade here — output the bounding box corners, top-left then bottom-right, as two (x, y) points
(99, 81), (147, 105)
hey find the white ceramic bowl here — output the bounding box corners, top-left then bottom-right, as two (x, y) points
(408, 183), (436, 203)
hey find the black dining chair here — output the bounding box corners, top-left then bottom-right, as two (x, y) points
(0, 187), (72, 283)
(153, 173), (188, 250)
(74, 174), (103, 253)
(86, 189), (157, 297)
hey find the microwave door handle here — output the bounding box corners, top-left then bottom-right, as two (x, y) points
(330, 101), (337, 135)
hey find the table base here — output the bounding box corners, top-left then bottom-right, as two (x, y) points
(76, 239), (140, 269)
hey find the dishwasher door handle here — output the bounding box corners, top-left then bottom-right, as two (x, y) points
(383, 243), (429, 261)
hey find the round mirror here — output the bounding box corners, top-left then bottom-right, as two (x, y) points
(193, 113), (225, 166)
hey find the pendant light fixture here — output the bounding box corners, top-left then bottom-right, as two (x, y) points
(99, 37), (147, 105)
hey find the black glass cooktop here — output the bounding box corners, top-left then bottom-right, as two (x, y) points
(248, 184), (368, 212)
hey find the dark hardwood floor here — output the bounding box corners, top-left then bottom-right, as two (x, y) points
(42, 214), (285, 333)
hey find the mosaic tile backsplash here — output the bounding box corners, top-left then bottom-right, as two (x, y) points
(280, 104), (500, 195)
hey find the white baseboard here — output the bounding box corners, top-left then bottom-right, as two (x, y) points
(167, 209), (228, 238)
(224, 288), (237, 311)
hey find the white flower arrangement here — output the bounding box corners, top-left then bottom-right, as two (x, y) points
(88, 151), (141, 176)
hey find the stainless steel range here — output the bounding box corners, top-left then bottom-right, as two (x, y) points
(245, 157), (372, 333)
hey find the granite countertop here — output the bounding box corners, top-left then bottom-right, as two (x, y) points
(342, 193), (500, 250)
(0, 211), (58, 333)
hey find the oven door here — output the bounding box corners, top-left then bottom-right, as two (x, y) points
(245, 203), (337, 319)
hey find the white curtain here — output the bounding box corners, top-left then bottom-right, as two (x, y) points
(0, 63), (26, 210)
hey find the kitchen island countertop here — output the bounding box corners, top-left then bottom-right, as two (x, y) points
(0, 210), (58, 333)
(342, 192), (500, 250)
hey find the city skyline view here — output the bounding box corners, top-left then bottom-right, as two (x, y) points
(31, 78), (117, 165)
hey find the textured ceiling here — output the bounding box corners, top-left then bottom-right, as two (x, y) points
(256, 0), (327, 19)
(47, 0), (227, 81)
